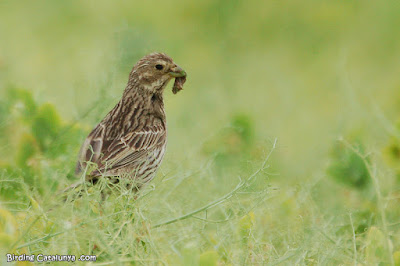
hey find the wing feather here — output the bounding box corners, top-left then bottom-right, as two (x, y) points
(76, 123), (166, 178)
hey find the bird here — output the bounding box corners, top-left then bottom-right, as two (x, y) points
(73, 52), (187, 192)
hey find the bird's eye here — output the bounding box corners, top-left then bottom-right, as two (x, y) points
(155, 64), (164, 70)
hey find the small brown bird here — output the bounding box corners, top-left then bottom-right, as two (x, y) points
(75, 52), (186, 190)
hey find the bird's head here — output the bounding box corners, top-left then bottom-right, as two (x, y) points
(128, 52), (187, 95)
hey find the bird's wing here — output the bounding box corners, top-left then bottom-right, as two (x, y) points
(75, 123), (166, 177)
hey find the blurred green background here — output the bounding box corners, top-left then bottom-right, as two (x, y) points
(1, 0), (400, 264)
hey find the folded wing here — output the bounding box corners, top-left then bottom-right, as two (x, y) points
(75, 122), (166, 179)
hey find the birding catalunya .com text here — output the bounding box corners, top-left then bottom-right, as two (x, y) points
(6, 253), (97, 263)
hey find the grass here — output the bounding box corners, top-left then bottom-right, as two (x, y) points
(1, 0), (400, 265)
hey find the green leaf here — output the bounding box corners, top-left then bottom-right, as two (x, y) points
(6, 88), (37, 122)
(15, 134), (38, 169)
(393, 250), (400, 265)
(199, 250), (218, 266)
(239, 211), (255, 244)
(31, 103), (61, 153)
(365, 226), (389, 264)
(327, 139), (370, 189)
(182, 245), (200, 266)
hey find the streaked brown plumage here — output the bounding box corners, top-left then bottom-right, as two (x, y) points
(75, 52), (186, 189)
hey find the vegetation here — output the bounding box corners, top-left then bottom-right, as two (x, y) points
(1, 1), (400, 265)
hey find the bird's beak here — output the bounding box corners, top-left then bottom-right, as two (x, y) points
(169, 65), (186, 78)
